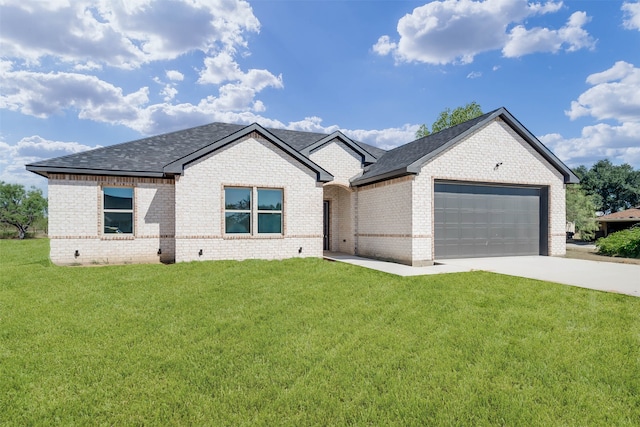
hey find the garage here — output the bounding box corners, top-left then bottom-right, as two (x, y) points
(434, 182), (548, 259)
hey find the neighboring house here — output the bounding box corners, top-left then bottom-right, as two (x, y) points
(597, 206), (640, 237)
(26, 107), (579, 266)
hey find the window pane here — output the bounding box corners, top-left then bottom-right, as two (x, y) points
(225, 188), (251, 210)
(258, 189), (282, 210)
(258, 213), (282, 233)
(104, 187), (133, 210)
(225, 212), (251, 233)
(104, 212), (133, 233)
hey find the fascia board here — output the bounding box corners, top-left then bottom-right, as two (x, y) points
(25, 165), (165, 178)
(350, 167), (414, 187)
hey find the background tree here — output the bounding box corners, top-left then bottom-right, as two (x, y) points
(566, 184), (599, 240)
(415, 101), (483, 138)
(0, 182), (48, 239)
(576, 160), (640, 214)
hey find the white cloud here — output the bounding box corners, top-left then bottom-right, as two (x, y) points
(373, 0), (593, 65)
(372, 35), (397, 56)
(622, 1), (640, 30)
(160, 85), (178, 102)
(166, 70), (184, 81)
(0, 136), (96, 191)
(0, 0), (260, 69)
(541, 122), (640, 168)
(542, 61), (640, 169)
(467, 71), (482, 79)
(198, 51), (283, 94)
(343, 125), (419, 151)
(0, 61), (283, 136)
(0, 64), (149, 122)
(503, 11), (595, 57)
(566, 61), (640, 123)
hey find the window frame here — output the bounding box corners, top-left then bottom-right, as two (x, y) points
(224, 187), (252, 234)
(223, 186), (284, 236)
(257, 188), (283, 234)
(102, 186), (134, 235)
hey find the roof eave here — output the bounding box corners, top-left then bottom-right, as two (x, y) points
(350, 168), (414, 187)
(25, 165), (166, 178)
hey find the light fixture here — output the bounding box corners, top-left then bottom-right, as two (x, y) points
(198, 249), (203, 256)
(157, 248), (162, 255)
(74, 250), (80, 258)
(494, 162), (503, 170)
(298, 247), (303, 254)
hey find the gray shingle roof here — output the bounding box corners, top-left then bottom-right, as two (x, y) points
(27, 122), (246, 177)
(26, 107), (578, 185)
(351, 107), (579, 185)
(26, 122), (385, 180)
(352, 111), (494, 185)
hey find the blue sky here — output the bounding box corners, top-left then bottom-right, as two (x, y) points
(1, 0), (639, 192)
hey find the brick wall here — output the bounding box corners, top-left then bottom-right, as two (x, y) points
(48, 174), (175, 265)
(414, 118), (566, 261)
(310, 139), (363, 254)
(323, 185), (355, 253)
(310, 140), (363, 186)
(174, 136), (323, 262)
(355, 176), (415, 264)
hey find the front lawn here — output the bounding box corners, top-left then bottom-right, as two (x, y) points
(1, 239), (639, 425)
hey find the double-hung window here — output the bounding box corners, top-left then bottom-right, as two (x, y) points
(103, 187), (134, 234)
(257, 189), (282, 233)
(224, 187), (252, 233)
(224, 187), (283, 235)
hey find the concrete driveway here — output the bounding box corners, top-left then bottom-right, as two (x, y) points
(443, 256), (640, 297)
(325, 253), (640, 297)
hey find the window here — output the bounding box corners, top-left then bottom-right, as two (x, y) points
(224, 187), (283, 235)
(258, 189), (282, 233)
(103, 187), (133, 234)
(225, 187), (251, 233)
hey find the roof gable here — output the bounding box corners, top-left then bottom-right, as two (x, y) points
(163, 123), (333, 182)
(301, 131), (378, 165)
(351, 107), (579, 186)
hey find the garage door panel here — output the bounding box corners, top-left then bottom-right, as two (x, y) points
(434, 182), (543, 259)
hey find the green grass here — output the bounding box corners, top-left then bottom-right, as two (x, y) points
(1, 239), (639, 426)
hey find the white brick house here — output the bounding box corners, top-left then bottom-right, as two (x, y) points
(27, 108), (578, 266)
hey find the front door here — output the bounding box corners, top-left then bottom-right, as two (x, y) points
(323, 200), (330, 251)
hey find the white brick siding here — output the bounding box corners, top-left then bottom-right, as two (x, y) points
(310, 140), (363, 186)
(48, 174), (175, 265)
(174, 136), (323, 262)
(323, 185), (355, 253)
(356, 177), (416, 264)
